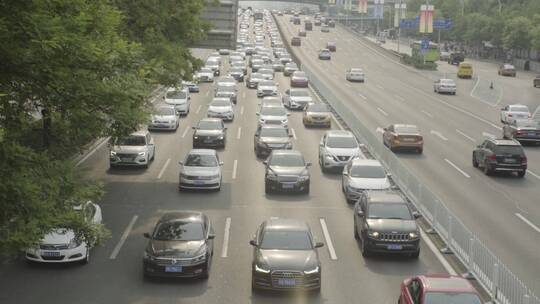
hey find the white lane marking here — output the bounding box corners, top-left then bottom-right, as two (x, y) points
(110, 215), (138, 259)
(469, 76), (481, 98)
(196, 105), (202, 114)
(75, 137), (110, 167)
(419, 228), (458, 275)
(494, 87), (504, 106)
(376, 127), (385, 134)
(181, 127), (190, 138)
(232, 159), (238, 179)
(515, 213), (540, 233)
(482, 132), (496, 139)
(345, 83), (351, 88)
(240, 106), (244, 115)
(157, 158), (171, 179)
(377, 107), (388, 116)
(237, 127), (242, 139)
(221, 217), (232, 258)
(291, 128), (297, 139)
(421, 110), (434, 118)
(526, 170), (540, 180)
(430, 130), (448, 141)
(444, 158), (471, 178)
(395, 95), (405, 101)
(456, 129), (476, 142)
(357, 92), (367, 100)
(206, 91), (210, 97)
(319, 218), (338, 260)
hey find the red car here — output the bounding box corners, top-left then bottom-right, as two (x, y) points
(399, 275), (483, 304)
(290, 71), (309, 87)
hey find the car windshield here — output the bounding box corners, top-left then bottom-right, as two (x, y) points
(153, 221), (204, 241)
(184, 154), (218, 167)
(230, 68), (243, 73)
(424, 292), (482, 304)
(367, 203), (412, 220)
(510, 106), (529, 113)
(211, 100), (231, 107)
(260, 107), (287, 116)
(351, 69), (363, 73)
(156, 107), (175, 116)
(206, 59), (218, 65)
(198, 120), (222, 130)
(395, 125), (419, 133)
(261, 128), (288, 137)
(307, 104), (328, 113)
(117, 135), (145, 146)
(251, 73), (264, 80)
(166, 90), (187, 99)
(269, 154), (304, 166)
(260, 230), (312, 250)
(259, 81), (275, 86)
(326, 136), (357, 148)
(286, 63), (298, 69)
(290, 90), (310, 97)
(351, 165), (386, 178)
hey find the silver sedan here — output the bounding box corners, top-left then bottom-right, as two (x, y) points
(178, 149), (223, 191)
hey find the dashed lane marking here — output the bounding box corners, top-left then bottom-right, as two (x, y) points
(157, 158), (170, 179)
(109, 215), (138, 260)
(221, 217), (232, 257)
(456, 129), (476, 142)
(444, 158), (471, 178)
(232, 159), (238, 180)
(319, 218), (338, 260)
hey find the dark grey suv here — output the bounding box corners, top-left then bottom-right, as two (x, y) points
(193, 118), (227, 148)
(472, 138), (527, 177)
(264, 150), (311, 194)
(353, 191), (421, 258)
(254, 125), (293, 158)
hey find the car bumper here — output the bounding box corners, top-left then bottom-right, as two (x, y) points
(265, 178), (309, 192)
(193, 138), (225, 148)
(143, 259), (208, 278)
(26, 245), (87, 263)
(257, 91), (278, 97)
(347, 76), (365, 82)
(303, 117), (331, 127)
(319, 56), (331, 60)
(252, 271), (321, 291)
(256, 144), (292, 157)
(179, 178), (221, 190)
(247, 82), (258, 88)
(365, 238), (420, 254)
(392, 141), (423, 150)
(437, 87), (456, 93)
(208, 113), (234, 121)
(198, 76), (213, 82)
(488, 162), (527, 173)
(322, 156), (352, 169)
(174, 105), (189, 114)
(149, 122), (177, 130)
(110, 155), (149, 166)
(187, 86), (199, 93)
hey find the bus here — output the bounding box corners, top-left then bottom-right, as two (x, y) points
(411, 41), (439, 62)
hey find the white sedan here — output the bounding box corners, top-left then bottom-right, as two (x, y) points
(434, 78), (457, 95)
(346, 68), (365, 82)
(178, 149), (223, 191)
(500, 104), (531, 124)
(26, 202), (102, 264)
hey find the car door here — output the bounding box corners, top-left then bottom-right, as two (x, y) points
(204, 216), (214, 255)
(319, 134), (327, 159)
(342, 162), (352, 188)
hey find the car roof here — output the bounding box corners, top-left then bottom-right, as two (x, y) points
(367, 191), (406, 204)
(326, 130), (354, 137)
(487, 138), (522, 146)
(418, 275), (479, 293)
(264, 218), (310, 232)
(351, 158), (383, 167)
(158, 211), (205, 223)
(508, 104), (529, 110)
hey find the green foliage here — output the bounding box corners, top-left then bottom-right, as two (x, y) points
(502, 17), (531, 51)
(400, 54), (438, 70)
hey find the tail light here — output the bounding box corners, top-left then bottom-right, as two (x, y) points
(522, 156), (527, 165)
(516, 130), (525, 135)
(487, 154), (497, 161)
(508, 114), (513, 117)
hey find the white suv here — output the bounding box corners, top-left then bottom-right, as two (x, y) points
(319, 130), (363, 173)
(109, 130), (156, 168)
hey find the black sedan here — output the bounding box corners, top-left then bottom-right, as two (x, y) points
(250, 218), (323, 292)
(143, 211), (215, 279)
(193, 118), (227, 148)
(254, 125), (293, 158)
(264, 150), (311, 194)
(503, 119), (540, 145)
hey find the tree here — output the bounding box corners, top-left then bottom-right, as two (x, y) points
(502, 16), (532, 51)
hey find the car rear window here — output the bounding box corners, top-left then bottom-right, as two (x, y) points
(166, 90), (187, 99)
(395, 125), (419, 134)
(493, 145), (524, 155)
(269, 154), (305, 166)
(307, 104), (329, 113)
(424, 292), (482, 304)
(261, 128), (288, 138)
(184, 154), (218, 167)
(516, 120), (540, 128)
(510, 106), (529, 113)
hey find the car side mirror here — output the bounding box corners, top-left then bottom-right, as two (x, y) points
(256, 112), (261, 116)
(219, 161), (224, 166)
(249, 240), (258, 246)
(343, 172), (349, 176)
(356, 209), (364, 217)
(315, 242), (324, 248)
(143, 232), (151, 239)
(413, 211), (422, 219)
(162, 96), (166, 100)
(289, 134), (293, 138)
(208, 234), (216, 240)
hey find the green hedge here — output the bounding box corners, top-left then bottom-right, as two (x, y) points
(400, 54), (438, 70)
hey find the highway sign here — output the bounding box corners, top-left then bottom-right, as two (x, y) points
(433, 19), (453, 29)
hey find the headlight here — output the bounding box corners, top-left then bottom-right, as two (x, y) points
(259, 119), (265, 123)
(138, 152), (146, 156)
(110, 151), (116, 157)
(218, 135), (224, 140)
(68, 238), (81, 249)
(266, 170), (278, 180)
(304, 266), (319, 275)
(191, 252), (207, 264)
(409, 232), (419, 239)
(368, 231), (380, 239)
(285, 142), (293, 149)
(299, 173), (310, 182)
(255, 264), (271, 273)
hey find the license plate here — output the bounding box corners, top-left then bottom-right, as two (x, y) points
(165, 266), (183, 273)
(504, 158), (516, 163)
(42, 251), (60, 257)
(387, 244), (403, 250)
(278, 278), (296, 286)
(402, 138), (415, 142)
(282, 184), (294, 189)
(528, 132), (536, 136)
(194, 181), (205, 185)
(121, 158), (133, 162)
(204, 139), (213, 143)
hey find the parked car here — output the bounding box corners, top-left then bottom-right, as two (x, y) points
(143, 211), (215, 278)
(283, 88), (313, 110)
(254, 125), (293, 158)
(500, 104), (531, 124)
(354, 191), (421, 258)
(498, 64), (516, 77)
(502, 119), (540, 144)
(164, 87), (190, 115)
(342, 159), (391, 203)
(109, 130), (155, 168)
(472, 138), (527, 177)
(264, 150), (311, 194)
(149, 106), (179, 131)
(399, 275), (483, 304)
(291, 36), (301, 46)
(178, 149), (223, 191)
(192, 118), (227, 148)
(318, 49), (331, 60)
(319, 130), (362, 173)
(346, 68), (365, 82)
(383, 124), (423, 154)
(257, 106), (290, 128)
(303, 103), (331, 128)
(250, 218), (323, 291)
(207, 98), (235, 121)
(26, 202), (102, 264)
(326, 42), (336, 52)
(433, 78), (457, 95)
(290, 71), (309, 87)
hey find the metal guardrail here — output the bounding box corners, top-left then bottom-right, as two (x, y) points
(301, 63), (540, 304)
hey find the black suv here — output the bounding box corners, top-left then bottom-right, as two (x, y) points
(353, 191), (421, 258)
(472, 138), (527, 177)
(448, 52), (464, 65)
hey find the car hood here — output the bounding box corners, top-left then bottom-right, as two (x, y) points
(260, 137), (291, 145)
(208, 105), (233, 113)
(269, 166), (307, 176)
(366, 219), (417, 233)
(290, 96), (313, 102)
(195, 130), (223, 136)
(257, 249), (318, 271)
(349, 177), (390, 190)
(152, 114), (176, 121)
(197, 72), (213, 77)
(181, 166), (220, 176)
(148, 239), (205, 258)
(258, 85), (277, 90)
(325, 147), (359, 157)
(42, 229), (75, 245)
(112, 145), (147, 154)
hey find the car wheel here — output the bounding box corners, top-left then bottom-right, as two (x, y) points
(303, 183), (310, 194)
(143, 163), (149, 169)
(265, 181), (272, 194)
(354, 224), (359, 240)
(417, 148), (423, 154)
(483, 163), (492, 176)
(151, 149), (155, 161)
(472, 155), (479, 168)
(361, 236), (371, 257)
(517, 170), (526, 178)
(410, 250), (420, 259)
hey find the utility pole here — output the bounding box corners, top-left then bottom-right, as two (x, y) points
(397, 0), (402, 53)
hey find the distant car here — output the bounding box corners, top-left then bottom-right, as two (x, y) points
(346, 68), (365, 82)
(290, 71), (309, 87)
(272, 60), (284, 72)
(205, 58), (221, 76)
(149, 106), (179, 131)
(192, 118), (227, 148)
(498, 64), (516, 77)
(439, 51), (450, 61)
(257, 106), (290, 128)
(291, 37), (301, 46)
(257, 80), (279, 98)
(207, 98), (235, 121)
(457, 62), (473, 79)
(319, 130), (362, 173)
(318, 49), (331, 60)
(250, 218), (323, 291)
(303, 103), (331, 128)
(260, 96), (283, 109)
(230, 61), (247, 75)
(182, 80), (200, 93)
(500, 104), (531, 124)
(433, 78), (457, 95)
(26, 201), (102, 264)
(254, 124), (293, 158)
(279, 55), (292, 64)
(164, 87), (190, 115)
(327, 20), (335, 27)
(448, 52), (464, 65)
(196, 67), (215, 82)
(258, 68), (275, 80)
(109, 130), (155, 168)
(178, 149), (223, 191)
(264, 150), (311, 194)
(472, 138), (527, 177)
(228, 67), (245, 82)
(298, 30), (307, 37)
(326, 42), (336, 52)
(383, 124), (423, 154)
(534, 75), (540, 88)
(251, 59), (264, 72)
(246, 72), (266, 89)
(399, 275), (483, 304)
(354, 191), (421, 258)
(321, 25), (330, 32)
(342, 158), (391, 203)
(284, 62), (299, 76)
(216, 76), (236, 87)
(219, 49), (230, 55)
(314, 19), (321, 26)
(502, 119), (540, 144)
(215, 84), (237, 104)
(143, 211), (215, 278)
(283, 88), (313, 110)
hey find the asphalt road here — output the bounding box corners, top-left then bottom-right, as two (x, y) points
(0, 21), (448, 304)
(275, 15), (540, 294)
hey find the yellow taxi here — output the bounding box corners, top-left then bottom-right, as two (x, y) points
(457, 62), (473, 79)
